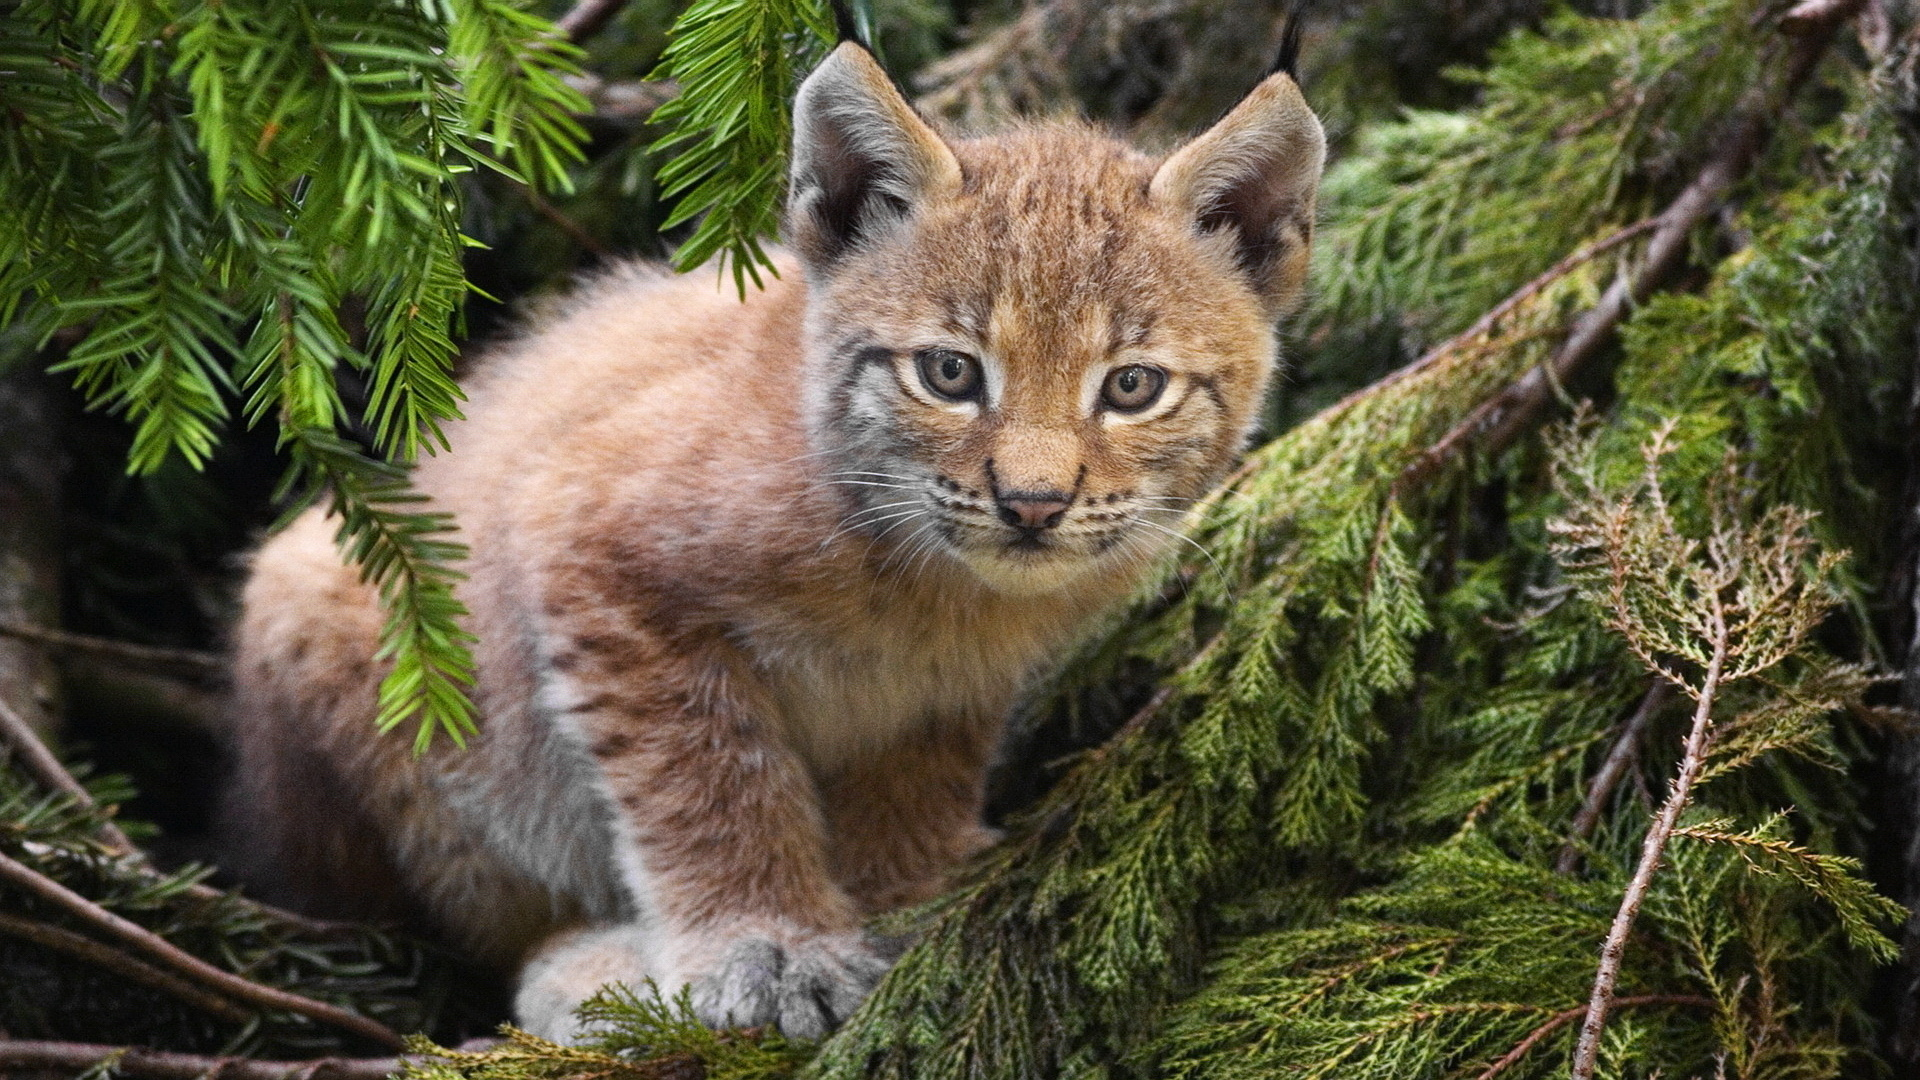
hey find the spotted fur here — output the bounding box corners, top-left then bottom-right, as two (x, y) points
(226, 43), (1322, 1040)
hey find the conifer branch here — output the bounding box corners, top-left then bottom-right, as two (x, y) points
(0, 696), (137, 856)
(0, 1040), (407, 1080)
(1329, 214), (1661, 419)
(0, 851), (406, 1049)
(4, 662), (346, 934)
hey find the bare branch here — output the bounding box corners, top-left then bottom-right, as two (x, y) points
(0, 912), (250, 1022)
(1476, 995), (1713, 1080)
(0, 694), (138, 855)
(0, 851), (405, 1049)
(0, 620), (224, 680)
(0, 1041), (406, 1080)
(1556, 680), (1674, 874)
(555, 0), (630, 44)
(567, 74), (678, 121)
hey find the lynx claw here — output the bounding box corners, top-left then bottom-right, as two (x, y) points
(694, 933), (889, 1039)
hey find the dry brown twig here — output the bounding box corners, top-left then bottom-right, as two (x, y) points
(1551, 422), (1847, 1079)
(0, 620), (224, 680)
(1474, 994), (1714, 1080)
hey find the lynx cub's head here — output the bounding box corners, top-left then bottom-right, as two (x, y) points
(789, 44), (1323, 594)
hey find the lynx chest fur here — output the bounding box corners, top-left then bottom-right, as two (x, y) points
(228, 41), (1323, 1042)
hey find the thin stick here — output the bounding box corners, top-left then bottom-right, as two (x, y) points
(1556, 680), (1673, 874)
(0, 695), (138, 854)
(556, 0), (630, 43)
(0, 850), (405, 1049)
(0, 912), (251, 1022)
(0, 1041), (406, 1080)
(1568, 637), (1726, 1079)
(0, 620), (224, 679)
(1475, 994), (1713, 1080)
(1, 665), (347, 935)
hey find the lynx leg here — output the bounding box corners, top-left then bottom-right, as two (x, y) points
(820, 715), (1004, 914)
(533, 625), (887, 1038)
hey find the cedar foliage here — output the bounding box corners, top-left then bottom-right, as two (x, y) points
(4, 0), (1920, 1076)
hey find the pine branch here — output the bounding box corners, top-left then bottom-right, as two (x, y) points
(0, 849), (406, 1049)
(5, 687), (350, 937)
(283, 430), (478, 752)
(648, 0), (836, 294)
(0, 695), (137, 856)
(1398, 0), (1859, 494)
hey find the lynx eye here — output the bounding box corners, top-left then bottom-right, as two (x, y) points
(916, 348), (982, 401)
(1101, 365), (1167, 412)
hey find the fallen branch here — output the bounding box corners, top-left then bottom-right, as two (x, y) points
(1476, 994), (1714, 1080)
(0, 911), (250, 1023)
(1328, 214), (1662, 417)
(1556, 680), (1673, 874)
(0, 1040), (405, 1080)
(0, 850), (405, 1049)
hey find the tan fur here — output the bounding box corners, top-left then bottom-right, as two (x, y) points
(227, 44), (1322, 1040)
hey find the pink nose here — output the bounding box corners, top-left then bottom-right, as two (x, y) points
(997, 494), (1071, 531)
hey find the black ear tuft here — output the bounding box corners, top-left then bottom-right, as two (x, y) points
(829, 0), (872, 50)
(1271, 3), (1306, 81)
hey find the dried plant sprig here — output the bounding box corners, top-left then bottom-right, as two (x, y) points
(1548, 421), (1855, 1080)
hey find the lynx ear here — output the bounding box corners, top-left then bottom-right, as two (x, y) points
(1151, 72), (1325, 314)
(788, 43), (962, 270)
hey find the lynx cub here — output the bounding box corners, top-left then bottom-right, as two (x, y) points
(228, 42), (1323, 1039)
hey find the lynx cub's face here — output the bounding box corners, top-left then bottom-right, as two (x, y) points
(788, 45), (1324, 593)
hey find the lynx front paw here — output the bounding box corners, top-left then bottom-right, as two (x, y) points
(686, 931), (890, 1039)
(515, 923), (652, 1042)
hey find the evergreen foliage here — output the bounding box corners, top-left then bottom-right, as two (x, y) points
(646, 0), (834, 293)
(0, 0), (587, 748)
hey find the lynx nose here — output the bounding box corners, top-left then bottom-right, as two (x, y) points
(996, 492), (1072, 531)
